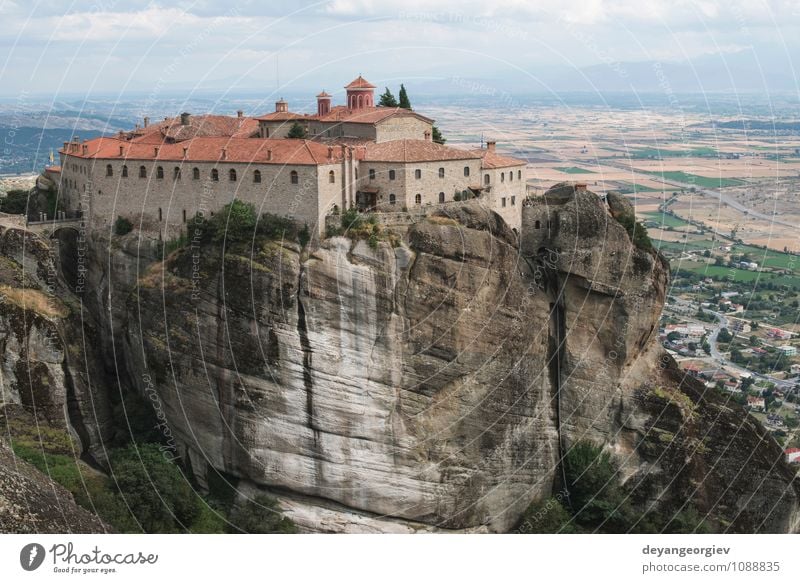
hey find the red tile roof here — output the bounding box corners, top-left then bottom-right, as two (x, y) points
(477, 148), (527, 169)
(255, 112), (310, 122)
(316, 91), (331, 98)
(345, 75), (376, 89)
(255, 106), (432, 126)
(316, 106), (432, 124)
(61, 137), (341, 166)
(364, 139), (483, 163)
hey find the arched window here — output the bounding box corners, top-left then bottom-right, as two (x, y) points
(389, 193), (396, 205)
(415, 193), (421, 205)
(106, 164), (113, 177)
(463, 166), (470, 177)
(518, 170), (522, 180)
(182, 209), (186, 223)
(158, 208), (163, 222)
(290, 170), (298, 184)
(156, 166), (164, 179)
(389, 169), (396, 180)
(211, 169), (219, 181)
(439, 192), (445, 203)
(509, 171), (513, 182)
(174, 167), (181, 179)
(139, 166), (147, 178)
(500, 172), (505, 182)
(329, 170), (335, 183)
(484, 174), (490, 185)
(535, 220), (541, 229)
(193, 167), (200, 180)
(122, 165), (128, 178)
(438, 167), (445, 178)
(253, 169), (261, 183)
(415, 169), (421, 179)
(229, 169), (237, 181)
(369, 168), (375, 180)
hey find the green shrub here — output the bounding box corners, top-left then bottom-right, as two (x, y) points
(298, 224), (311, 248)
(109, 444), (202, 533)
(227, 494), (297, 534)
(211, 199), (257, 243)
(114, 216), (133, 236)
(614, 212), (653, 252)
(0, 189), (31, 214)
(257, 212), (299, 241)
(516, 496), (576, 533)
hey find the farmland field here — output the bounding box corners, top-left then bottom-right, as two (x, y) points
(644, 170), (745, 189)
(642, 211), (693, 229)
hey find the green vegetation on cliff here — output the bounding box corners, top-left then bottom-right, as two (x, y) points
(516, 441), (710, 533)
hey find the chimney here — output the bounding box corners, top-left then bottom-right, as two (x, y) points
(180, 112), (191, 126)
(486, 141), (496, 153)
(119, 145), (124, 156)
(266, 149), (272, 161)
(183, 147), (188, 158)
(575, 182), (587, 193)
(82, 144), (88, 155)
(221, 147), (227, 160)
(63, 141), (68, 151)
(424, 130), (431, 141)
(143, 116), (150, 128)
(327, 146), (334, 160)
(237, 110), (243, 118)
(154, 146), (159, 157)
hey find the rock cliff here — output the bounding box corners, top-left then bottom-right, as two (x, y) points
(1, 187), (798, 533)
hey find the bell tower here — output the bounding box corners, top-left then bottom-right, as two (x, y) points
(316, 91), (331, 116)
(344, 75), (376, 110)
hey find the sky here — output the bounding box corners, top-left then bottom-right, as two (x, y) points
(0, 0), (798, 97)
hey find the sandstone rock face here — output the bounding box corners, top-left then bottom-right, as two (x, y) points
(2, 187), (799, 533)
(0, 225), (112, 460)
(126, 207), (559, 532)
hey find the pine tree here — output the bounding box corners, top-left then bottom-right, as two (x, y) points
(432, 125), (445, 144)
(398, 84), (411, 109)
(378, 87), (398, 108)
(287, 121), (306, 139)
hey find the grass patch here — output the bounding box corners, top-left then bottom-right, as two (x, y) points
(0, 285), (68, 318)
(642, 212), (692, 229)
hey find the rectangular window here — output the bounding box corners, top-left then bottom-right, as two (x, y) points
(511, 196), (516, 205)
(369, 168), (375, 180)
(501, 197), (507, 207)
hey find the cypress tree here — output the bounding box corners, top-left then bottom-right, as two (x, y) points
(398, 84), (411, 109)
(432, 125), (445, 144)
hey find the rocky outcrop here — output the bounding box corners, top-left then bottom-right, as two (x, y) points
(2, 186), (799, 533)
(0, 439), (107, 533)
(0, 224), (112, 461)
(126, 207), (559, 532)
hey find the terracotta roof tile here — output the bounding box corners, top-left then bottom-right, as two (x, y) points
(62, 137), (341, 166)
(364, 139), (483, 163)
(344, 75), (376, 89)
(476, 149), (527, 169)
